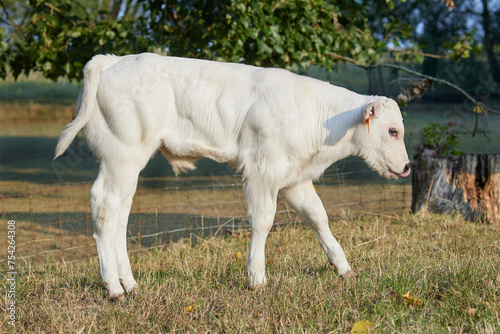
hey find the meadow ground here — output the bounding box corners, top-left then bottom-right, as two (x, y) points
(1, 75), (499, 332)
(5, 213), (500, 333)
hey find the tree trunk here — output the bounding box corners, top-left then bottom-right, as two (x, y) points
(482, 0), (500, 86)
(368, 69), (378, 95)
(109, 0), (124, 19)
(367, 67), (388, 96)
(412, 150), (500, 221)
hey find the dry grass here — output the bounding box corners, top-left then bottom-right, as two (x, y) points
(0, 101), (75, 125)
(2, 220), (95, 266)
(0, 179), (410, 216)
(4, 214), (499, 333)
(1, 178), (411, 266)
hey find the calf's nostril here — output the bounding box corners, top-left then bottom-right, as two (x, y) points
(403, 163), (410, 173)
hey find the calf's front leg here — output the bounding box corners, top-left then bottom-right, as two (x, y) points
(282, 180), (352, 276)
(245, 181), (279, 287)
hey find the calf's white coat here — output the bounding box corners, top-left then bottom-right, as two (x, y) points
(55, 53), (410, 299)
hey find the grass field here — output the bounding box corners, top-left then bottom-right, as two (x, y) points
(6, 214), (500, 333)
(1, 75), (499, 332)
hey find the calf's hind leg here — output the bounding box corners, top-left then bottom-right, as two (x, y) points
(115, 193), (139, 294)
(90, 161), (142, 300)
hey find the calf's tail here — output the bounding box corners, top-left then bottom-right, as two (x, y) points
(54, 55), (119, 159)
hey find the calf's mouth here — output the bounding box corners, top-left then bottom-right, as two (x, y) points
(383, 163), (411, 179)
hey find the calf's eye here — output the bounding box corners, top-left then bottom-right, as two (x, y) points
(389, 128), (398, 137)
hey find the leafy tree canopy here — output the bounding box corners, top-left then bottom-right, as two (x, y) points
(0, 0), (474, 81)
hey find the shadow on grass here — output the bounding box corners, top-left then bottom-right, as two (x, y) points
(5, 210), (245, 248)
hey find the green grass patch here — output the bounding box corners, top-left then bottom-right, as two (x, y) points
(5, 214), (500, 332)
(0, 79), (80, 104)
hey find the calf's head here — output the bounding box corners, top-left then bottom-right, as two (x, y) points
(355, 97), (410, 179)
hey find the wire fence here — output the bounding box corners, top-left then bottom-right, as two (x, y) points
(1, 168), (411, 271)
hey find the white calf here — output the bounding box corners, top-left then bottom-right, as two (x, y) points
(55, 53), (410, 300)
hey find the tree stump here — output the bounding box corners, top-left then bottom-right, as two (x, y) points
(412, 150), (500, 221)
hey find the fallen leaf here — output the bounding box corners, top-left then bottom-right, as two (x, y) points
(465, 308), (477, 316)
(351, 320), (376, 333)
(235, 252), (242, 260)
(184, 305), (197, 312)
(402, 291), (422, 306)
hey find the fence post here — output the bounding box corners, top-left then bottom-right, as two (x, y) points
(136, 183), (142, 251)
(28, 184), (35, 263)
(56, 184), (64, 260)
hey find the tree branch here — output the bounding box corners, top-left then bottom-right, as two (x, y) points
(330, 53), (500, 115)
(387, 47), (448, 60)
(0, 0), (17, 27)
(0, 0), (33, 42)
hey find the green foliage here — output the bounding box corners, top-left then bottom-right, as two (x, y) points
(209, 0), (386, 71)
(0, 26), (7, 79)
(421, 123), (463, 157)
(0, 0), (487, 82)
(7, 0), (149, 80)
(443, 30), (480, 62)
(0, 0), (427, 81)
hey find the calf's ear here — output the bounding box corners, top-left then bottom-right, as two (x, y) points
(363, 98), (384, 123)
(363, 105), (374, 128)
(363, 99), (384, 132)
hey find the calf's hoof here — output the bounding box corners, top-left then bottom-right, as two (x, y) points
(128, 284), (140, 296)
(110, 293), (126, 302)
(330, 262), (352, 277)
(119, 278), (139, 295)
(341, 270), (355, 279)
(103, 281), (127, 302)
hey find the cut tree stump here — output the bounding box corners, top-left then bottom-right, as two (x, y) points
(412, 150), (500, 221)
